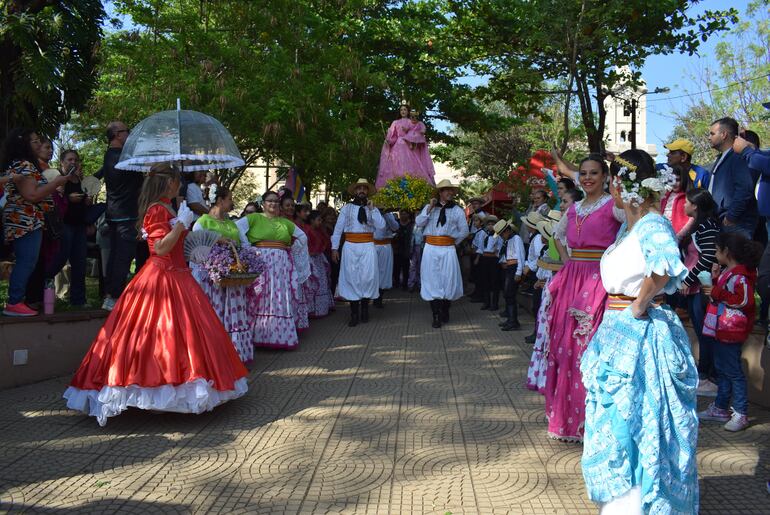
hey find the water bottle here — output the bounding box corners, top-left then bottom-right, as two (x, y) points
(43, 279), (55, 315)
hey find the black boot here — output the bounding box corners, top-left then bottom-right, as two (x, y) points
(524, 333), (537, 343)
(361, 299), (370, 323)
(349, 301), (360, 327)
(441, 300), (450, 323)
(490, 290), (500, 311)
(373, 290), (384, 308)
(480, 291), (491, 310)
(498, 303), (513, 326)
(431, 300), (442, 328)
(501, 320), (522, 331)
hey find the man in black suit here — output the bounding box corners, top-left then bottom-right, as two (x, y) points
(706, 117), (758, 237)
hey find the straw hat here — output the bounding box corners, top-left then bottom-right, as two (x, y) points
(483, 215), (499, 224)
(545, 209), (562, 223)
(493, 219), (516, 236)
(435, 179), (460, 191)
(81, 176), (102, 197)
(468, 196), (484, 204)
(523, 211), (546, 230)
(536, 220), (554, 239)
(347, 178), (376, 196)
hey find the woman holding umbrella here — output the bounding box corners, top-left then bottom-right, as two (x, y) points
(64, 164), (248, 426)
(237, 190), (308, 350)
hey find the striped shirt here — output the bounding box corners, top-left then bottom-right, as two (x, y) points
(682, 218), (720, 287)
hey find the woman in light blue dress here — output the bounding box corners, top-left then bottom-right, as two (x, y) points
(581, 149), (699, 514)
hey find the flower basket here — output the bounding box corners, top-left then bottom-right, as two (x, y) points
(204, 240), (265, 287)
(371, 174), (434, 211)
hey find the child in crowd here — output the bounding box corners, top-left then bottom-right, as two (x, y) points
(698, 232), (763, 431)
(680, 188), (721, 396)
(476, 215), (501, 311)
(494, 219), (525, 331)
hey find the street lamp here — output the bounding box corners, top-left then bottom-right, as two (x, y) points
(630, 86), (670, 149)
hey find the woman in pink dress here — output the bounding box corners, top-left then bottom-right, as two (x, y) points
(544, 154), (623, 442)
(376, 105), (436, 189)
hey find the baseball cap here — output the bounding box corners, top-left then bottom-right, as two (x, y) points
(664, 139), (695, 157)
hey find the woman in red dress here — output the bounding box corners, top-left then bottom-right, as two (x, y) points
(64, 164), (248, 426)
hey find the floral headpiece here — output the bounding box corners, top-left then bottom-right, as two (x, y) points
(614, 156), (677, 207)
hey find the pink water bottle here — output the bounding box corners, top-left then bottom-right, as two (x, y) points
(43, 280), (55, 315)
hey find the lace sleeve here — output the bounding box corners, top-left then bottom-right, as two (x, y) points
(636, 214), (687, 293)
(612, 206), (626, 223)
(553, 212), (569, 246)
(292, 225), (311, 284)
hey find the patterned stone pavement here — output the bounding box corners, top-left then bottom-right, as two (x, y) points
(0, 292), (768, 514)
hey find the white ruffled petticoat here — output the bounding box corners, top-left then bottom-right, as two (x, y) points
(63, 378), (248, 427)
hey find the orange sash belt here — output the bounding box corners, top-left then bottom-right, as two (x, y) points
(482, 252), (498, 258)
(607, 294), (666, 311)
(571, 248), (605, 262)
(505, 259), (518, 265)
(255, 240), (290, 250)
(345, 232), (374, 243)
(425, 235), (455, 246)
(374, 238), (392, 245)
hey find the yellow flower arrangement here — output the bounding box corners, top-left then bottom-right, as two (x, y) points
(371, 174), (435, 211)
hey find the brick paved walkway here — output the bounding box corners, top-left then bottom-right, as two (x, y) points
(0, 292), (768, 513)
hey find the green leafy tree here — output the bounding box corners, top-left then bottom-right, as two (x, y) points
(70, 0), (493, 200)
(0, 0), (105, 140)
(448, 0), (737, 153)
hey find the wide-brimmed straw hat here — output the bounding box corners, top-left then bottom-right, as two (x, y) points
(493, 219), (516, 236)
(523, 212), (546, 230)
(483, 215), (499, 224)
(467, 196), (484, 204)
(435, 179), (460, 191)
(348, 178), (376, 196)
(545, 209), (562, 223)
(536, 220), (554, 239)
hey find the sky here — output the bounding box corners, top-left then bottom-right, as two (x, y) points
(640, 0), (753, 158)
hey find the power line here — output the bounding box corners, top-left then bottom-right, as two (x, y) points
(646, 72), (770, 103)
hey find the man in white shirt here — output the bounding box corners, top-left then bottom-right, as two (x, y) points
(416, 180), (470, 328)
(185, 171), (210, 221)
(331, 178), (385, 326)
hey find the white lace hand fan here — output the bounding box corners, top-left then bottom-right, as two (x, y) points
(184, 230), (220, 264)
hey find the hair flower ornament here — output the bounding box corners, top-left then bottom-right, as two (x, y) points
(614, 156), (677, 207)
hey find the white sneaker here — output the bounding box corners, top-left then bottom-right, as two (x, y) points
(101, 297), (116, 311)
(724, 410), (749, 432)
(696, 379), (718, 397)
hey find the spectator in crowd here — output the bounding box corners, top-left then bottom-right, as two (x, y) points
(184, 171), (210, 219)
(102, 120), (144, 311)
(1, 129), (73, 316)
(239, 202), (258, 217)
(47, 149), (90, 307)
(24, 135), (65, 308)
(664, 138), (710, 189)
(466, 196), (487, 229)
(698, 232), (762, 432)
(38, 136), (53, 169)
(392, 209), (413, 290)
(660, 164), (691, 240)
(679, 188), (721, 396)
(707, 117), (757, 237)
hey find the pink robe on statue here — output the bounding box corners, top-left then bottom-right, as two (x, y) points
(376, 118), (436, 189)
(544, 197), (621, 442)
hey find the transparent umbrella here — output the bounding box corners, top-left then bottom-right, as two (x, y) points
(116, 107), (244, 172)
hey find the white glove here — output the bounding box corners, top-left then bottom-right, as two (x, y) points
(175, 201), (195, 229)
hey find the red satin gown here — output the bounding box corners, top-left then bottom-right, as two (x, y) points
(64, 202), (249, 426)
